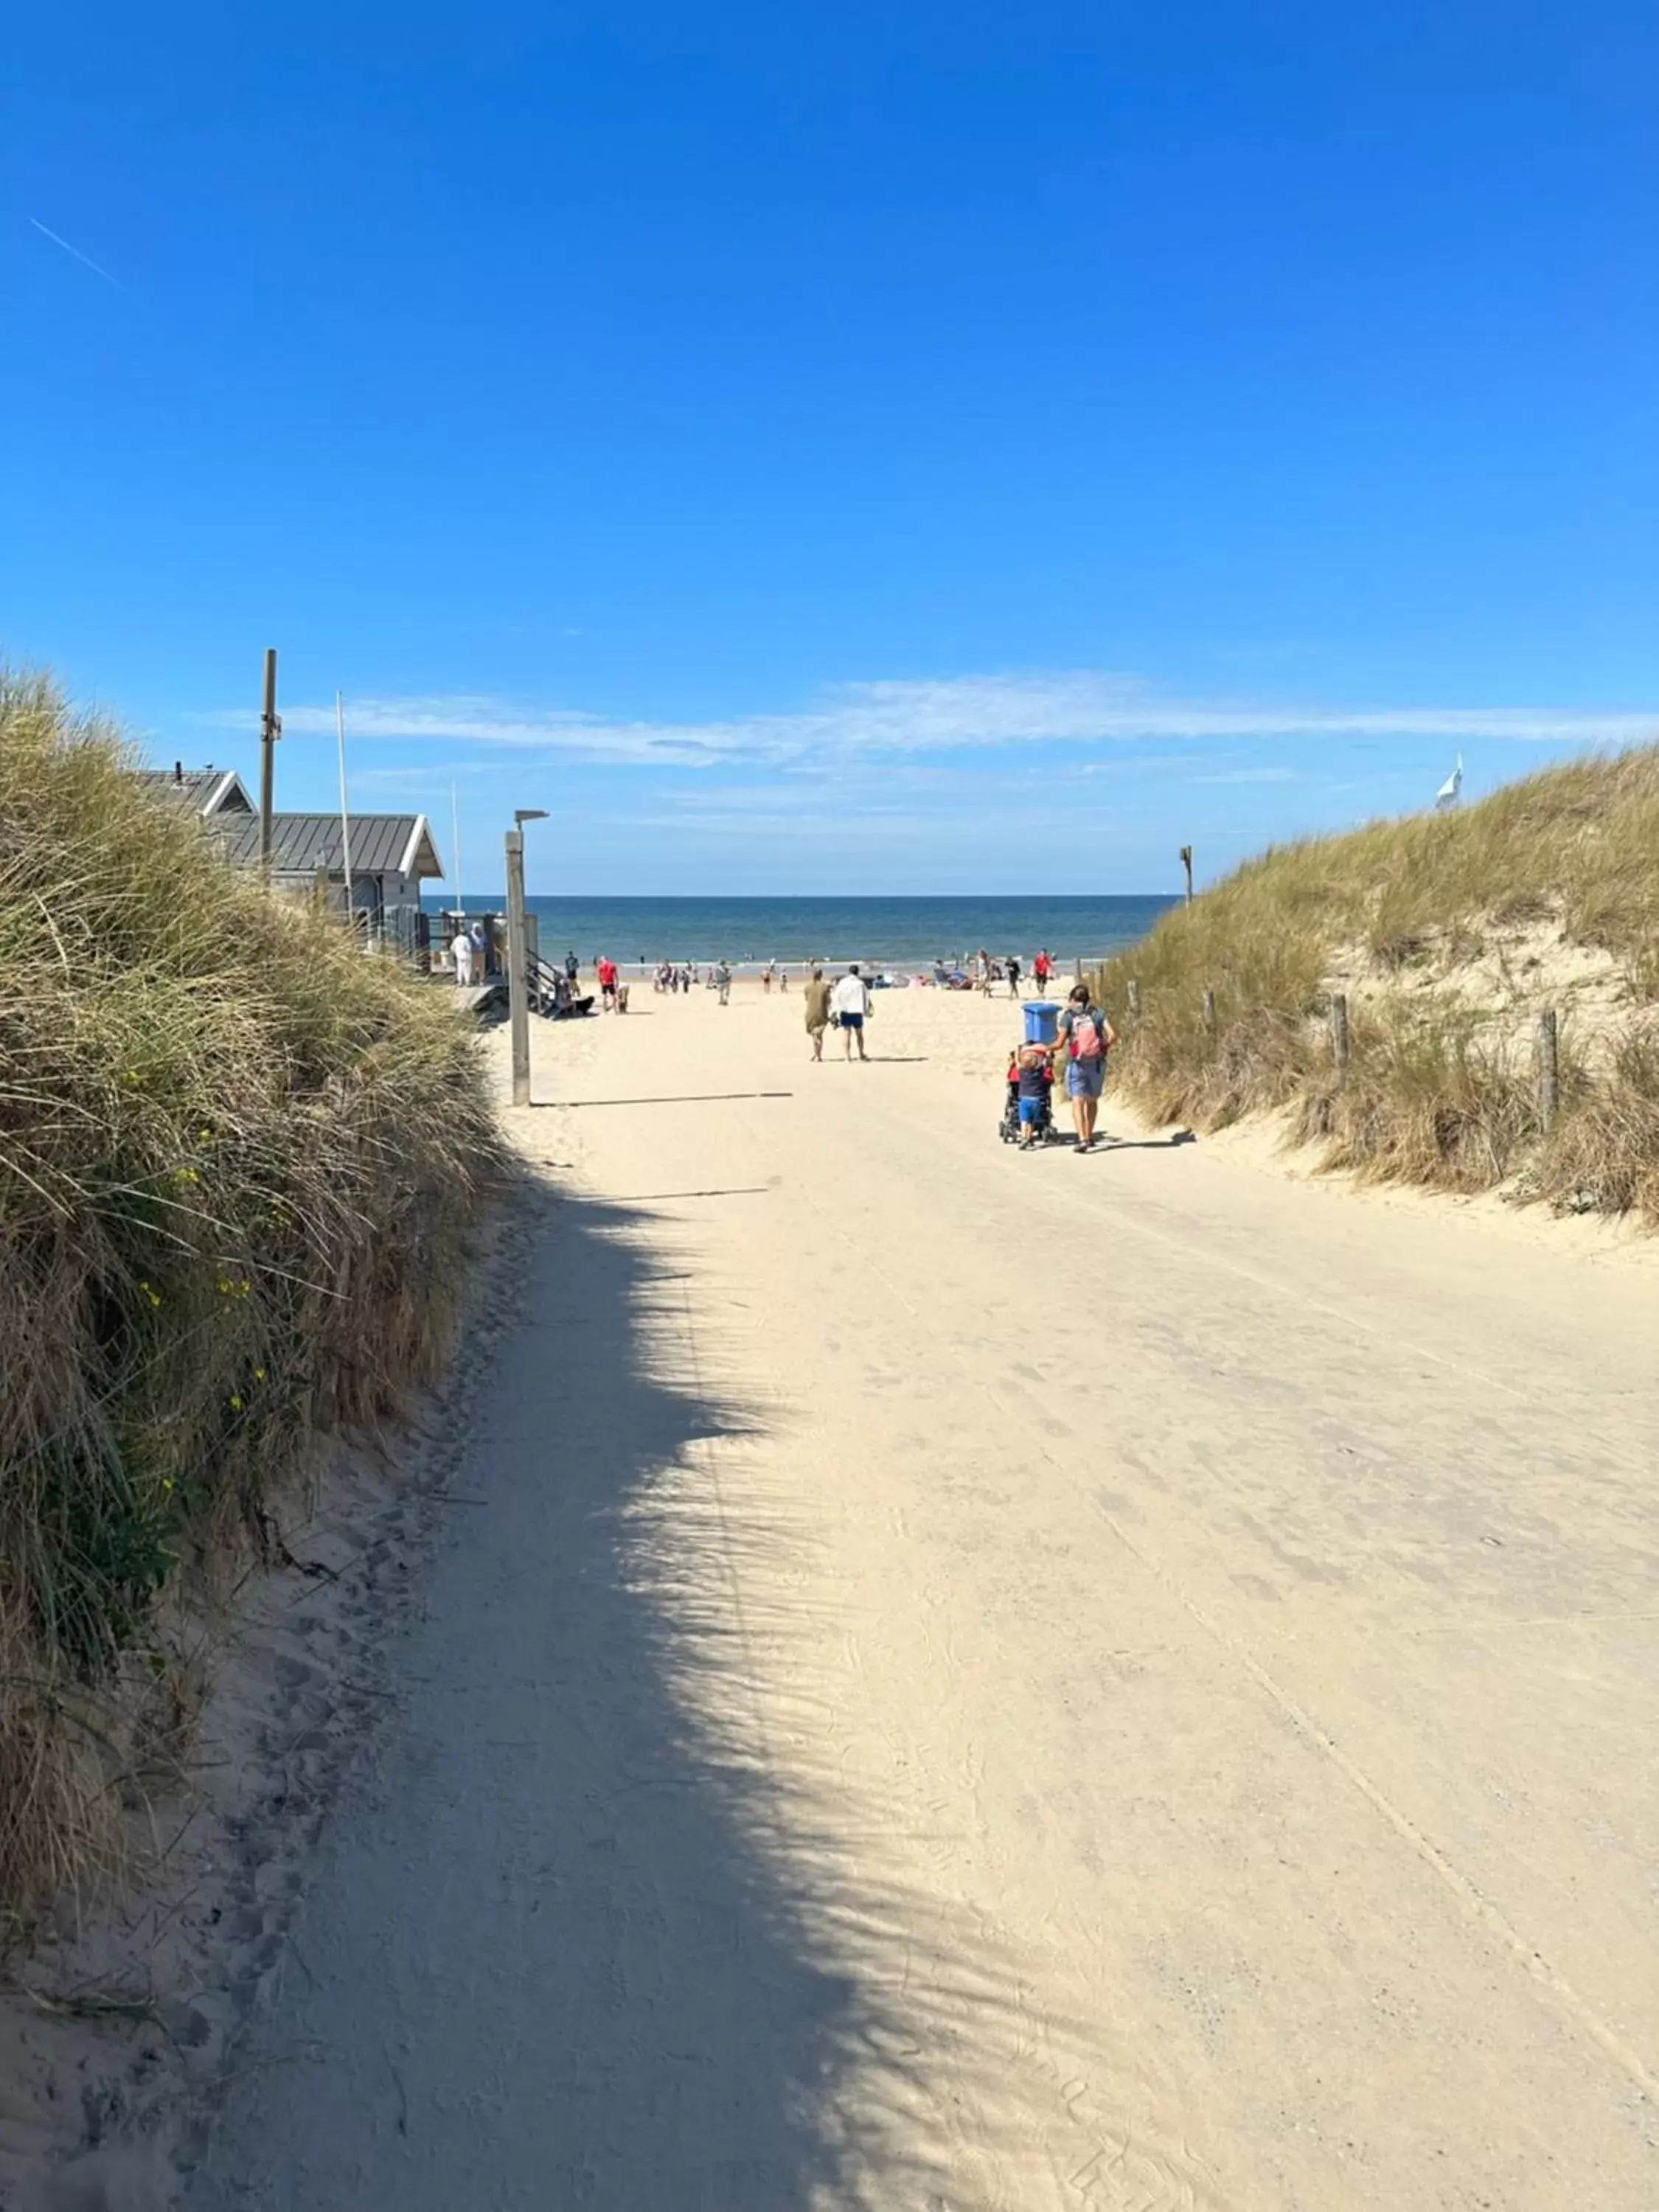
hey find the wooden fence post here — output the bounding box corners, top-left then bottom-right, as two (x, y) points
(1537, 1008), (1559, 1134)
(1331, 992), (1351, 1088)
(1202, 987), (1216, 1031)
(1127, 980), (1141, 1018)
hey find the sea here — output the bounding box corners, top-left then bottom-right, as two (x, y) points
(422, 894), (1175, 973)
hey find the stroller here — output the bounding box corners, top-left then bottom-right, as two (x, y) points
(998, 1048), (1058, 1145)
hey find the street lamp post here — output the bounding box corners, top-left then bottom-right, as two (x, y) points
(506, 809), (548, 1107)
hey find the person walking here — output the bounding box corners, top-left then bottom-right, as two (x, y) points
(1034, 947), (1052, 994)
(469, 919), (490, 980)
(762, 960), (775, 995)
(597, 953), (619, 1010)
(832, 964), (872, 1061)
(715, 959), (732, 1006)
(451, 925), (474, 988)
(1054, 982), (1116, 1153)
(803, 964), (832, 1060)
(1006, 952), (1023, 998)
(564, 949), (580, 987)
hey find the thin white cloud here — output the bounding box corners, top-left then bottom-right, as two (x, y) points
(1186, 767), (1301, 785)
(203, 672), (1659, 771)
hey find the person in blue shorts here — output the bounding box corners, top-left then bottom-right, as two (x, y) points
(1054, 983), (1117, 1152)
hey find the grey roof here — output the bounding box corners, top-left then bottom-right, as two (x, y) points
(212, 811), (443, 880)
(133, 766), (252, 816)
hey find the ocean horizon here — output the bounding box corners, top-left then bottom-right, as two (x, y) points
(420, 893), (1176, 970)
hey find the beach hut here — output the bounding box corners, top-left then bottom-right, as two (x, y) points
(132, 766), (443, 956)
(209, 811), (443, 952)
(133, 762), (254, 819)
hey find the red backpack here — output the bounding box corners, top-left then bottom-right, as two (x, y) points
(1069, 1009), (1104, 1060)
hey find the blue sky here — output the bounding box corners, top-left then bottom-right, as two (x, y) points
(6, 1), (1657, 894)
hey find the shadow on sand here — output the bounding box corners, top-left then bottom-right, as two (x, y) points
(184, 1178), (1052, 2210)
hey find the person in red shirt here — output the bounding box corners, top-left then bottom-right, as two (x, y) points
(1033, 947), (1052, 992)
(597, 954), (619, 1010)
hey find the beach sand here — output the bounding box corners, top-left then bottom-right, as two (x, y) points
(10, 977), (1659, 2208)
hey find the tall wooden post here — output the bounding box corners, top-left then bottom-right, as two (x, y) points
(1180, 845), (1194, 903)
(258, 649), (279, 878)
(506, 827), (531, 1107)
(1537, 1009), (1559, 1134)
(1332, 992), (1351, 1088)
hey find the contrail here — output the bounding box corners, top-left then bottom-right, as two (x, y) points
(28, 216), (125, 291)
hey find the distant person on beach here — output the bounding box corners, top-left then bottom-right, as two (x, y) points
(832, 964), (871, 1061)
(1055, 983), (1116, 1154)
(469, 919), (489, 979)
(803, 965), (832, 1060)
(1034, 947), (1052, 992)
(715, 959), (732, 1006)
(565, 949), (580, 985)
(762, 960), (775, 995)
(1006, 953), (1022, 998)
(451, 927), (474, 987)
(976, 947), (992, 996)
(597, 954), (618, 1010)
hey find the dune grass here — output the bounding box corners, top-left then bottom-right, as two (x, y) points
(1092, 744), (1659, 1222)
(0, 672), (503, 1928)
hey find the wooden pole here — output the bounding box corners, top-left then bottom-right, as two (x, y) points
(1332, 992), (1351, 1088)
(1202, 987), (1216, 1030)
(1180, 845), (1194, 903)
(1537, 1008), (1559, 1134)
(506, 827), (531, 1107)
(1127, 980), (1141, 1018)
(258, 649), (279, 878)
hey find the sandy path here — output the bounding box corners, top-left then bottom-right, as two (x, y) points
(186, 981), (1659, 2210)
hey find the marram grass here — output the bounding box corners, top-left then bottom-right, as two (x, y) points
(0, 671), (502, 1927)
(1091, 743), (1659, 1222)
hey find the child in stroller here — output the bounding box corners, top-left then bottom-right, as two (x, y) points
(999, 1042), (1056, 1147)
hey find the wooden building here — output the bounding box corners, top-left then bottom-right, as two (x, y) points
(135, 764), (443, 952)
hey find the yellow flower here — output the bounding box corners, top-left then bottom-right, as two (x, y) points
(227, 1394), (243, 1412)
(161, 1477), (175, 1493)
(252, 1366), (267, 1382)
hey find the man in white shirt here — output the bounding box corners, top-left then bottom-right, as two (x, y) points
(831, 964), (871, 1061)
(451, 928), (474, 988)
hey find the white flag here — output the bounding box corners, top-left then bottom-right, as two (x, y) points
(1435, 754), (1463, 810)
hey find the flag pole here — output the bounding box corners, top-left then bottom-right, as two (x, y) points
(335, 692), (355, 936)
(451, 783), (464, 917)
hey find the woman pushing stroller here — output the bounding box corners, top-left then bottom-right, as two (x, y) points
(1055, 982), (1116, 1154)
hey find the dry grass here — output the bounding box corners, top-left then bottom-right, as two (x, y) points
(0, 672), (503, 1928)
(1093, 743), (1659, 1222)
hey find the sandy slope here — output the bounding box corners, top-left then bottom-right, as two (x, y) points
(182, 979), (1659, 2210)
